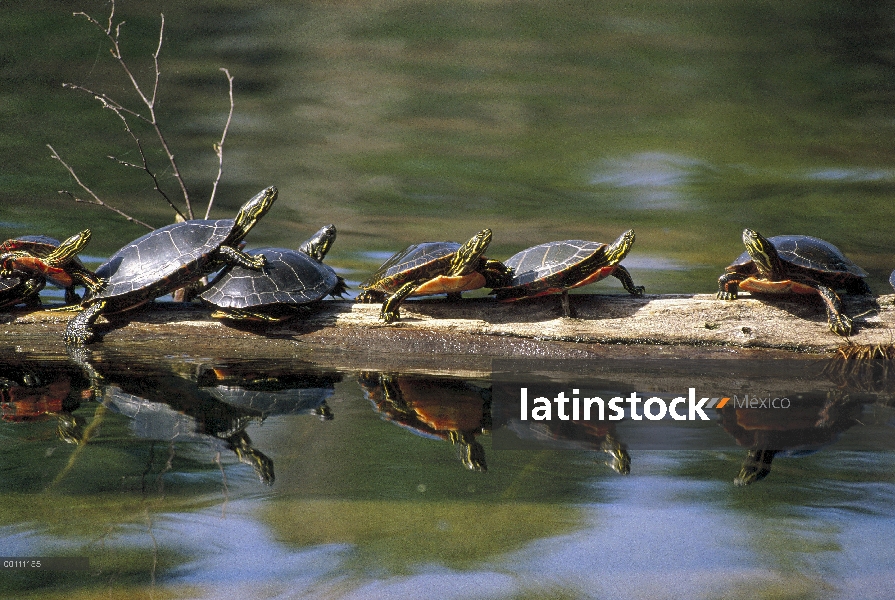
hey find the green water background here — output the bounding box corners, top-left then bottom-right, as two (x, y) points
(4, 0), (895, 293)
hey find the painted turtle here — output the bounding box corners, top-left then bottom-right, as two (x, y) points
(63, 186), (278, 345)
(358, 228), (510, 323)
(0, 231), (102, 304)
(491, 229), (644, 317)
(199, 224), (348, 322)
(889, 269), (895, 292)
(0, 275), (44, 310)
(717, 229), (870, 336)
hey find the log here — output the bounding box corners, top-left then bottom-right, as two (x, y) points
(1, 293), (891, 377)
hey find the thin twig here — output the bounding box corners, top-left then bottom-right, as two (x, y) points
(74, 4), (194, 217)
(48, 144), (155, 231)
(96, 96), (187, 221)
(205, 68), (235, 219)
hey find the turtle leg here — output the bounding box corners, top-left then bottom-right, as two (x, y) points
(559, 290), (575, 318)
(380, 280), (423, 323)
(813, 284), (852, 336)
(218, 245), (267, 270)
(734, 448), (777, 486)
(63, 299), (107, 345)
(356, 289), (385, 304)
(717, 273), (744, 300)
(611, 265), (645, 296)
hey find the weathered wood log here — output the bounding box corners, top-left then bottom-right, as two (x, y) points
(1, 294), (891, 374)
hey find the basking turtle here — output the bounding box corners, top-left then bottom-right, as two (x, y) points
(0, 231), (102, 304)
(199, 224), (347, 322)
(0, 275), (44, 310)
(890, 269), (895, 292)
(63, 186), (278, 345)
(717, 229), (870, 336)
(491, 229), (644, 317)
(359, 372), (490, 471)
(358, 228), (510, 323)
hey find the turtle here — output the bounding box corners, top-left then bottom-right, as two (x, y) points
(199, 224), (348, 322)
(0, 275), (44, 310)
(890, 268), (895, 292)
(717, 229), (871, 336)
(0, 231), (102, 304)
(62, 186), (278, 345)
(357, 228), (510, 323)
(491, 229), (644, 317)
(359, 372), (491, 471)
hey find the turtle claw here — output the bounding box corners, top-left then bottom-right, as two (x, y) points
(829, 313), (853, 337)
(717, 291), (737, 300)
(629, 285), (646, 297)
(380, 308), (400, 323)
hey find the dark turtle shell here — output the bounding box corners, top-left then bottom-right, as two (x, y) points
(503, 240), (610, 288)
(728, 235), (867, 278)
(361, 242), (461, 291)
(200, 248), (343, 309)
(92, 219), (238, 303)
(0, 275), (43, 309)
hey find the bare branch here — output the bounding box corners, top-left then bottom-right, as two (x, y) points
(205, 68), (235, 219)
(72, 6), (193, 217)
(48, 144), (155, 231)
(63, 82), (149, 124)
(96, 96), (187, 221)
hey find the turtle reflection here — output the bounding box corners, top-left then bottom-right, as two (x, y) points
(507, 419), (630, 475)
(359, 372), (491, 471)
(718, 392), (864, 486)
(70, 352), (338, 485)
(196, 363), (340, 421)
(1, 361), (93, 444)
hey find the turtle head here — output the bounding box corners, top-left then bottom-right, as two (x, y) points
(448, 229), (492, 276)
(604, 229), (636, 265)
(742, 229), (784, 279)
(48, 229), (92, 265)
(298, 224), (337, 262)
(232, 186), (278, 242)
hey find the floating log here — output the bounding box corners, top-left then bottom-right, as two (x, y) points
(1, 293), (892, 376)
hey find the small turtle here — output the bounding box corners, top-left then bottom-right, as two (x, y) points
(717, 229), (870, 336)
(358, 228), (510, 323)
(0, 231), (102, 304)
(0, 275), (44, 310)
(889, 269), (895, 292)
(199, 224), (347, 322)
(63, 187), (278, 345)
(491, 229), (644, 317)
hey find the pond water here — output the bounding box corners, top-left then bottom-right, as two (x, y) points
(2, 349), (895, 599)
(3, 0), (895, 598)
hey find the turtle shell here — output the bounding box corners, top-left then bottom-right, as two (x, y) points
(503, 240), (610, 288)
(93, 219), (237, 303)
(728, 235), (867, 278)
(0, 275), (43, 309)
(361, 242), (461, 292)
(200, 248), (342, 309)
(889, 269), (895, 292)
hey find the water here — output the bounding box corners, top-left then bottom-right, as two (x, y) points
(2, 349), (895, 598)
(4, 0), (895, 597)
